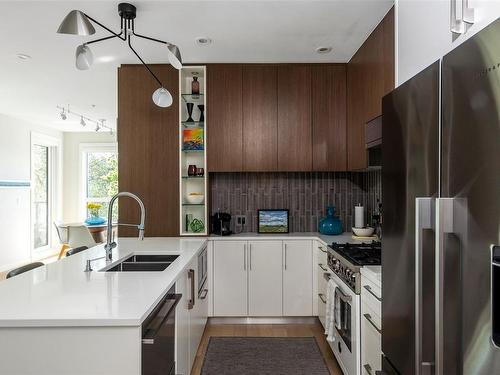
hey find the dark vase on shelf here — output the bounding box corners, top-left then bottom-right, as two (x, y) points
(186, 102), (194, 122)
(191, 76), (200, 95)
(188, 164), (197, 176)
(198, 105), (205, 123)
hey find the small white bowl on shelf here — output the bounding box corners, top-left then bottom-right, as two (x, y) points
(352, 227), (375, 237)
(185, 193), (204, 204)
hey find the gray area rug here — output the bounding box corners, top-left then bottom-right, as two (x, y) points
(201, 337), (330, 375)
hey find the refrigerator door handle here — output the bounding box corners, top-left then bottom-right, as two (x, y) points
(435, 197), (467, 375)
(415, 197), (435, 375)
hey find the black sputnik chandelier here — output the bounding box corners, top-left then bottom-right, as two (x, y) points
(57, 3), (182, 107)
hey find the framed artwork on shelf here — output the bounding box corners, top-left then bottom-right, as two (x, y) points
(257, 209), (289, 233)
(182, 128), (204, 151)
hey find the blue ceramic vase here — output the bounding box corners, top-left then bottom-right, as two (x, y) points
(319, 206), (343, 235)
(85, 216), (106, 225)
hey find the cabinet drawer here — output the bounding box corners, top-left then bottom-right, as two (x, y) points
(317, 242), (328, 264)
(317, 267), (330, 328)
(361, 276), (382, 318)
(361, 302), (382, 375)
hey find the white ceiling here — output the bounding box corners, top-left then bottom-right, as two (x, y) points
(0, 0), (393, 132)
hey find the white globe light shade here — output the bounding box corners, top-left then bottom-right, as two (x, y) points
(75, 45), (93, 70)
(152, 87), (173, 108)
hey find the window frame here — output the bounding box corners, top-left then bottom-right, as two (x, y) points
(30, 132), (62, 259)
(78, 143), (118, 221)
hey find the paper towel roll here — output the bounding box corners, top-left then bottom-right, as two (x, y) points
(354, 204), (364, 228)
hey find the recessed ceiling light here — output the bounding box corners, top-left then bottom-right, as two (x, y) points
(16, 53), (31, 60)
(196, 37), (212, 46)
(316, 47), (332, 54)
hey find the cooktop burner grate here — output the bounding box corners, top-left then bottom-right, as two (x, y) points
(329, 241), (381, 266)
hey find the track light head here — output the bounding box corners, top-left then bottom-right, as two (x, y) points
(60, 109), (67, 120)
(80, 116), (86, 126)
(57, 10), (95, 36)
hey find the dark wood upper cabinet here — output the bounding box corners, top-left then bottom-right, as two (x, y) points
(277, 65), (312, 171)
(207, 65), (243, 172)
(118, 64), (179, 236)
(311, 65), (347, 171)
(242, 65), (278, 171)
(347, 7), (394, 170)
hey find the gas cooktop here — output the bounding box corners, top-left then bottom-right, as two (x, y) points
(329, 241), (381, 267)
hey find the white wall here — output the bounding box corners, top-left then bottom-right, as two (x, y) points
(0, 114), (62, 271)
(396, 0), (500, 85)
(62, 132), (116, 223)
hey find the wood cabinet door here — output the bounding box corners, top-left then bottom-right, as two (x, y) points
(207, 65), (243, 171)
(283, 240), (313, 316)
(118, 64), (179, 236)
(312, 65), (347, 171)
(213, 241), (247, 316)
(247, 241), (283, 316)
(347, 8), (394, 170)
(243, 65), (278, 171)
(277, 66), (312, 171)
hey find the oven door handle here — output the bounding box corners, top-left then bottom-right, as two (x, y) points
(335, 285), (352, 303)
(142, 293), (182, 345)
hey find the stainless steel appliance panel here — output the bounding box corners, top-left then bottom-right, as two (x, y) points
(382, 61), (440, 375)
(441, 17), (500, 375)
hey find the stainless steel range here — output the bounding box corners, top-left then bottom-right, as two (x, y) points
(327, 241), (381, 294)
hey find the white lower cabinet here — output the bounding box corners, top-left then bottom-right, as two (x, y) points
(360, 273), (382, 375)
(283, 240), (313, 316)
(248, 241), (283, 316)
(176, 250), (209, 375)
(213, 241), (247, 316)
(212, 239), (313, 318)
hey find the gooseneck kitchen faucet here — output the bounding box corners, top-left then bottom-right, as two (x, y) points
(104, 192), (146, 261)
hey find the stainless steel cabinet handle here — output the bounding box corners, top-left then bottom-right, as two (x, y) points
(318, 246), (327, 253)
(363, 313), (382, 334)
(199, 289), (208, 300)
(415, 197), (434, 375)
(243, 244), (246, 271)
(284, 244), (287, 270)
(450, 0), (465, 34)
(318, 263), (328, 272)
(363, 364), (373, 375)
(462, 0), (474, 24)
(318, 293), (327, 304)
(249, 243), (252, 271)
(364, 285), (382, 302)
(188, 269), (195, 310)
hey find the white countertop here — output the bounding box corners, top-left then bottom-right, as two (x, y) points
(0, 237), (206, 328)
(209, 232), (366, 245)
(360, 265), (382, 287)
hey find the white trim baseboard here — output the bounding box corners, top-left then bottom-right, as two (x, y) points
(207, 316), (319, 325)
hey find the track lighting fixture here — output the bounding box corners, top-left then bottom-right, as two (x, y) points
(57, 3), (182, 108)
(57, 106), (114, 133)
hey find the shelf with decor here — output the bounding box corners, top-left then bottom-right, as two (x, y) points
(179, 66), (208, 236)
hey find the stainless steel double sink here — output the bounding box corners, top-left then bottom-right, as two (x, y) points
(106, 254), (179, 272)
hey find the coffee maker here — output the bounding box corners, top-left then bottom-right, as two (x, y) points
(211, 212), (232, 236)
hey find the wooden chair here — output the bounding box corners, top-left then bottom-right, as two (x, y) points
(54, 222), (70, 259)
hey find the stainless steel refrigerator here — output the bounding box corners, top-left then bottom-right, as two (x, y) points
(381, 17), (500, 375)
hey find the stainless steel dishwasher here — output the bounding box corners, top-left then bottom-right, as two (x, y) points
(141, 285), (182, 375)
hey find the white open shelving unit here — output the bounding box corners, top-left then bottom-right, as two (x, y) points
(179, 66), (208, 236)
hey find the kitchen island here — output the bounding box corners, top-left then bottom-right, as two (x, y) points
(0, 237), (207, 375)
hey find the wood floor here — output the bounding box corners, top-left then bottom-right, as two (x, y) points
(191, 321), (343, 375)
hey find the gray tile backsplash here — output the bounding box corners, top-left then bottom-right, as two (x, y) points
(209, 171), (381, 233)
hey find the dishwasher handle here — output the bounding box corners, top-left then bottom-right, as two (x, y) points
(142, 293), (182, 345)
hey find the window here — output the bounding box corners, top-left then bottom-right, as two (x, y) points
(31, 133), (61, 255)
(33, 144), (49, 248)
(80, 144), (118, 221)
